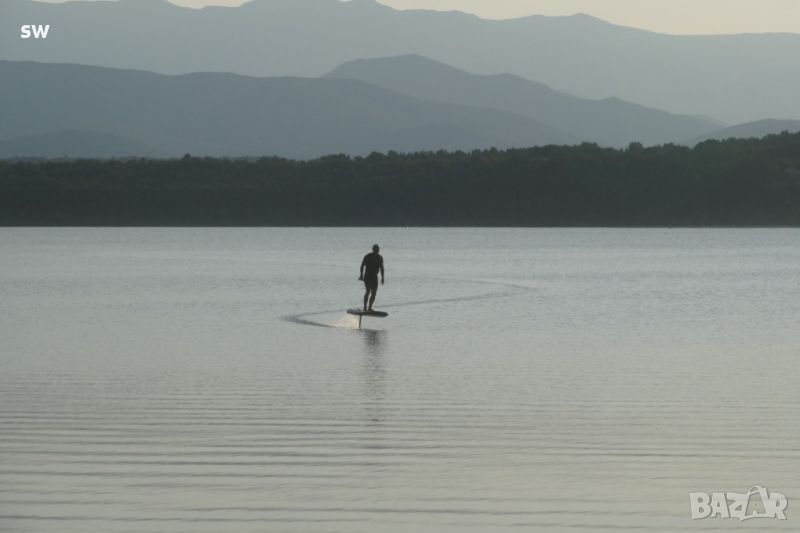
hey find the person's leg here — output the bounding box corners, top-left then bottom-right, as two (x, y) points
(364, 276), (377, 310)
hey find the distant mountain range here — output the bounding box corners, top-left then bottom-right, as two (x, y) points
(2, 59), (797, 159)
(0, 61), (579, 159)
(0, 130), (164, 159)
(326, 55), (720, 147)
(3, 0), (800, 123)
(688, 119), (800, 145)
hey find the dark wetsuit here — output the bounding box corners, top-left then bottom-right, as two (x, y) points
(361, 252), (383, 290)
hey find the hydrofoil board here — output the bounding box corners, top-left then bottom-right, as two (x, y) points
(347, 309), (388, 318)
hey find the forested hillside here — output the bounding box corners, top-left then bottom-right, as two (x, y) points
(2, 133), (799, 226)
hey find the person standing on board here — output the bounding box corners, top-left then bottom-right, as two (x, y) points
(359, 244), (385, 311)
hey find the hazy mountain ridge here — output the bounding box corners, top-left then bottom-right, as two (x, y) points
(688, 119), (800, 145)
(326, 55), (721, 147)
(2, 59), (793, 159)
(0, 60), (577, 158)
(2, 0), (799, 122)
(0, 130), (162, 159)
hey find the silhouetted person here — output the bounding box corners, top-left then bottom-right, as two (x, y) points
(359, 244), (385, 311)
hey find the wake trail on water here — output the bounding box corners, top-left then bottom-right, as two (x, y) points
(283, 279), (535, 329)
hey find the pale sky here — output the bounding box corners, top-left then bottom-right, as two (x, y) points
(34, 0), (800, 35)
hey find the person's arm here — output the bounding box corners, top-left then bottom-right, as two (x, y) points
(359, 256), (365, 280)
(380, 258), (385, 285)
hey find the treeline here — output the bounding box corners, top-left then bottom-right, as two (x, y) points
(1, 133), (799, 226)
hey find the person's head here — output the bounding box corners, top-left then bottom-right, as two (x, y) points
(372, 244), (380, 253)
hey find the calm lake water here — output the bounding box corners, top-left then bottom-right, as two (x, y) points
(1, 228), (799, 532)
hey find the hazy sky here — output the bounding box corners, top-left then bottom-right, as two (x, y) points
(34, 0), (800, 35)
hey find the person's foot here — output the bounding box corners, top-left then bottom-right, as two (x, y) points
(368, 307), (373, 312)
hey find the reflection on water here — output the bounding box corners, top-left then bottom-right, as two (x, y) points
(1, 228), (799, 533)
(360, 329), (387, 401)
(361, 328), (387, 355)
(360, 329), (387, 436)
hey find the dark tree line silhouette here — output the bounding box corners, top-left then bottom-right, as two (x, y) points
(1, 132), (799, 226)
